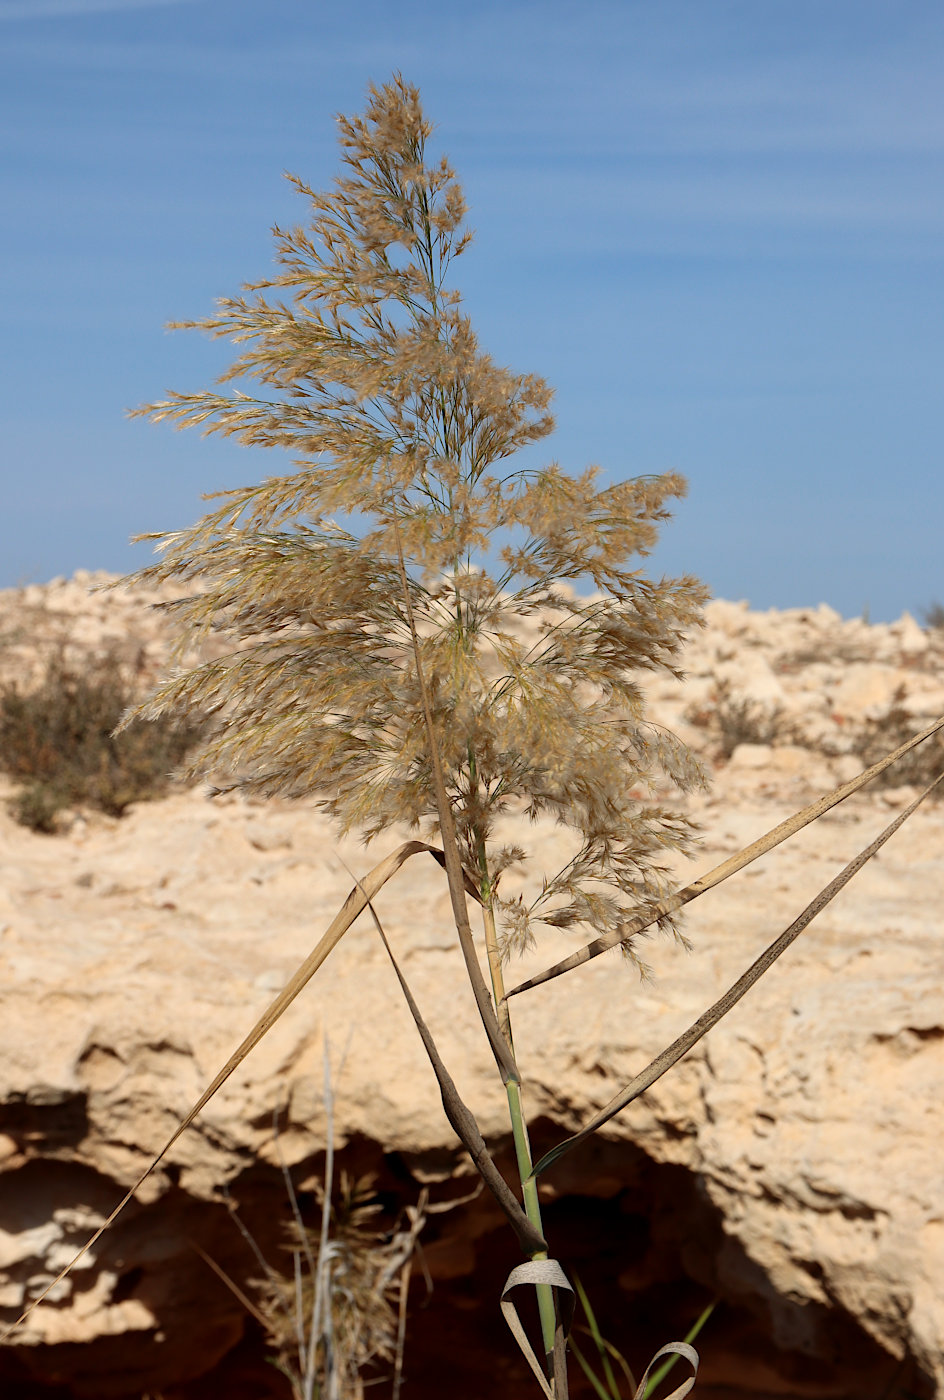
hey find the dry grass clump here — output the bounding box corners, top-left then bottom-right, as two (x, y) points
(249, 1173), (409, 1400)
(0, 649), (208, 832)
(206, 1069), (431, 1400)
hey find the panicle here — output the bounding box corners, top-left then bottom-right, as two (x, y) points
(125, 75), (708, 960)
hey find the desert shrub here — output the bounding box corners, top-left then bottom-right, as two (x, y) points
(0, 650), (208, 831)
(851, 689), (944, 795)
(776, 633), (876, 668)
(920, 600), (944, 632)
(687, 680), (788, 760)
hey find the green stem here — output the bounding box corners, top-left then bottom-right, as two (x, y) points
(481, 897), (559, 1388)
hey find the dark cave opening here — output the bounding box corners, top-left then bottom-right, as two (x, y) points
(0, 1133), (932, 1400)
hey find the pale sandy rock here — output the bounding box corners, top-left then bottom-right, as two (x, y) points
(780, 660), (834, 695)
(830, 664), (913, 719)
(2, 787), (943, 1396)
(902, 686), (944, 718)
(889, 613), (930, 655)
(791, 709), (854, 755)
(1, 573), (944, 1398)
(878, 784), (920, 808)
(712, 655), (785, 706)
(702, 599), (752, 635)
(725, 742), (832, 782)
(716, 747), (839, 805)
(831, 753), (867, 784)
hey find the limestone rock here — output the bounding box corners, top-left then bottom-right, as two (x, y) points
(830, 664), (911, 720)
(1, 575), (943, 1399)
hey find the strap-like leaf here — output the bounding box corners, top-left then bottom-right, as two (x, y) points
(528, 772), (943, 1180)
(507, 714), (944, 999)
(351, 868), (547, 1255)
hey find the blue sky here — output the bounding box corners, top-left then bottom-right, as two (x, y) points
(2, 0), (942, 619)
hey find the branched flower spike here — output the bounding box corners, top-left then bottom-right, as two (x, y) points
(125, 74), (708, 964)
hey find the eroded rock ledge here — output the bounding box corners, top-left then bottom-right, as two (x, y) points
(1, 576), (942, 1398)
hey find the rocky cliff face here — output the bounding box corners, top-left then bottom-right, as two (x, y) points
(1, 575), (943, 1399)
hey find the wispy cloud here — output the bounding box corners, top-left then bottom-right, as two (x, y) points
(0, 0), (198, 20)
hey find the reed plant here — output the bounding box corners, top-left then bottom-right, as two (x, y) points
(122, 75), (708, 1390)
(6, 76), (944, 1398)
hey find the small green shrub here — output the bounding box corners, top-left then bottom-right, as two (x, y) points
(0, 650), (208, 832)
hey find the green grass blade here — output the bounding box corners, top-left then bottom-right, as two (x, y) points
(570, 1339), (620, 1400)
(573, 1274), (624, 1399)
